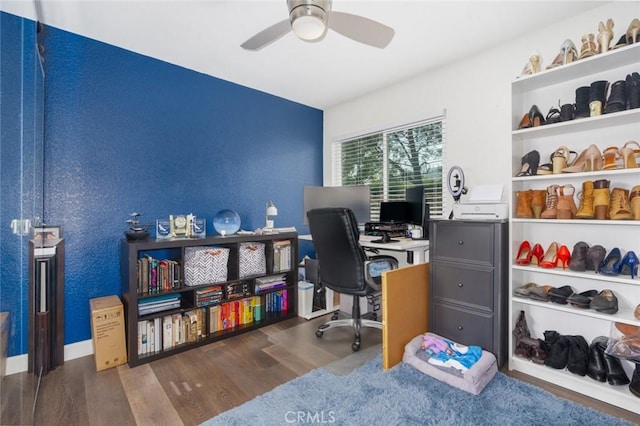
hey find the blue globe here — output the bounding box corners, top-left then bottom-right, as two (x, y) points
(213, 209), (241, 236)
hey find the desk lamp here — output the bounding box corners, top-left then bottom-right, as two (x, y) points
(265, 201), (278, 229)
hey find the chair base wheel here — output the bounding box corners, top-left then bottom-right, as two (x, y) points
(352, 342), (361, 351)
(331, 312), (339, 320)
(316, 330), (324, 338)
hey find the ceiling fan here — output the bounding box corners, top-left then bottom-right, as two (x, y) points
(241, 0), (395, 51)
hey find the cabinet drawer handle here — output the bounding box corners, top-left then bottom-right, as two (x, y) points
(457, 283), (464, 288)
(457, 325), (463, 331)
(457, 240), (464, 245)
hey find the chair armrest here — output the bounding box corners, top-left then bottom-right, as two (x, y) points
(364, 256), (399, 292)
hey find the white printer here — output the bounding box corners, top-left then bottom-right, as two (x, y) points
(452, 184), (509, 220)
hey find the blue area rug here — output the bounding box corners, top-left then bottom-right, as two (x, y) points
(202, 355), (633, 425)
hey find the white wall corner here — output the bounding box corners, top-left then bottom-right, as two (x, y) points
(5, 339), (93, 375)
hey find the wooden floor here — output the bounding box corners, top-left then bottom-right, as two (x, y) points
(2, 314), (639, 425)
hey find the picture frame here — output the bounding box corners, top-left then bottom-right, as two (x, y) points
(33, 225), (62, 242)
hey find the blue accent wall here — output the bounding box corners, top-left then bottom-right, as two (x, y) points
(1, 14), (323, 356)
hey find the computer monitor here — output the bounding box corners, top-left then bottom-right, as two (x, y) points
(405, 185), (430, 239)
(303, 185), (371, 226)
(379, 201), (409, 223)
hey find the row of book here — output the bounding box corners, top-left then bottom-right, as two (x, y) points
(137, 308), (205, 355)
(273, 240), (292, 273)
(254, 275), (287, 294)
(137, 291), (292, 355)
(195, 285), (224, 307)
(138, 293), (181, 316)
(137, 255), (181, 295)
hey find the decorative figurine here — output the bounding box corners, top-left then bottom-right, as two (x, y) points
(125, 212), (151, 241)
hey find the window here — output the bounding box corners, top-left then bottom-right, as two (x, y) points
(333, 116), (445, 221)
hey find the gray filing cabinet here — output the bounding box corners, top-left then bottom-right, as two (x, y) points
(429, 219), (508, 367)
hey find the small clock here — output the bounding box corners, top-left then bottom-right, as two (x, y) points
(170, 214), (189, 238)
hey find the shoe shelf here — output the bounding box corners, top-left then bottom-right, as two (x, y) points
(512, 43), (640, 92)
(512, 264), (639, 286)
(510, 27), (640, 413)
(512, 108), (640, 139)
(510, 356), (640, 414)
(512, 167), (640, 183)
(513, 296), (640, 327)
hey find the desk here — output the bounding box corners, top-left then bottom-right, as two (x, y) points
(299, 234), (429, 265)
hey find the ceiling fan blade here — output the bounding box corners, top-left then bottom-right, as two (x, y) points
(241, 19), (292, 51)
(329, 11), (394, 48)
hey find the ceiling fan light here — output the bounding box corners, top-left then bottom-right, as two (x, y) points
(290, 3), (328, 41)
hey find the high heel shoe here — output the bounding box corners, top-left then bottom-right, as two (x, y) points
(529, 105), (544, 127)
(516, 241), (532, 265)
(551, 146), (576, 174)
(620, 141), (640, 169)
(546, 39), (578, 69)
(626, 18), (640, 45)
(602, 146), (621, 170)
(521, 51), (542, 76)
(530, 243), (544, 266)
(597, 19), (615, 53)
(540, 242), (559, 268)
(598, 248), (622, 276)
(579, 33), (597, 59)
(557, 244), (571, 270)
(516, 150), (540, 176)
(562, 144), (602, 172)
(618, 250), (639, 279)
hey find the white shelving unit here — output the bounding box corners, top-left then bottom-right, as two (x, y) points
(509, 43), (640, 414)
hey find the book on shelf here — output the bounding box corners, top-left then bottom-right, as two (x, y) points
(138, 293), (181, 315)
(272, 240), (292, 273)
(137, 255), (181, 295)
(255, 274), (287, 293)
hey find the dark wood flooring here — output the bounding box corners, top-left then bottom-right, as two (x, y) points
(1, 315), (639, 425)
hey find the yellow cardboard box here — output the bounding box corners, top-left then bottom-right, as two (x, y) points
(90, 296), (127, 371)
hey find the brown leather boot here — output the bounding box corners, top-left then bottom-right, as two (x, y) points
(516, 190), (534, 218)
(531, 190), (547, 219)
(541, 185), (560, 219)
(557, 184), (578, 219)
(609, 187), (633, 220)
(593, 179), (610, 220)
(575, 180), (595, 219)
(630, 185), (640, 220)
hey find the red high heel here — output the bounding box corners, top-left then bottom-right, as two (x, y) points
(557, 245), (571, 270)
(516, 241), (532, 265)
(530, 243), (544, 265)
(540, 242), (559, 268)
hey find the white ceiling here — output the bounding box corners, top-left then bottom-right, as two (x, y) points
(3, 1), (607, 109)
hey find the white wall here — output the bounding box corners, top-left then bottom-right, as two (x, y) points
(324, 2), (639, 214)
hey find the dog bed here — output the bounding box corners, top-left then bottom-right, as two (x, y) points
(402, 332), (498, 395)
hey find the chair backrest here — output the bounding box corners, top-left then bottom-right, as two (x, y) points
(306, 207), (369, 296)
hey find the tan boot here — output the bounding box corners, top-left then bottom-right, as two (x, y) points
(541, 185), (560, 219)
(630, 185), (640, 220)
(531, 190), (547, 219)
(516, 190), (534, 218)
(575, 181), (595, 219)
(557, 184), (578, 219)
(609, 187), (633, 220)
(593, 179), (610, 220)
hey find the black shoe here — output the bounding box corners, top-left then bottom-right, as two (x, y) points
(604, 80), (626, 114)
(566, 335), (589, 376)
(587, 336), (608, 382)
(560, 103), (574, 122)
(574, 86), (591, 118)
(545, 334), (570, 369)
(567, 289), (598, 309)
(590, 289), (619, 314)
(627, 72), (640, 110)
(630, 363), (640, 398)
(586, 244), (607, 271)
(596, 338), (630, 386)
(548, 285), (574, 305)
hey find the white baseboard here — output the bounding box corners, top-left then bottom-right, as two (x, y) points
(5, 339), (93, 376)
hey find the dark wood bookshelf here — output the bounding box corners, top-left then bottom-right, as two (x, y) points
(120, 232), (298, 367)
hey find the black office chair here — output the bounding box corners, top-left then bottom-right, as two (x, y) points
(306, 207), (399, 351)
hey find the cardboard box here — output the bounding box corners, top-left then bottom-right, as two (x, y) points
(90, 296), (127, 371)
(0, 312), (8, 381)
